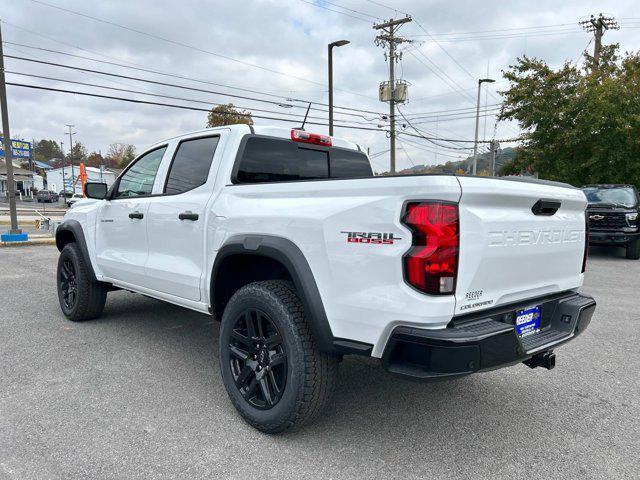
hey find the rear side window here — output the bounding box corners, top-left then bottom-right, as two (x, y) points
(330, 148), (373, 178)
(164, 136), (220, 194)
(235, 136), (372, 183)
(236, 137), (328, 183)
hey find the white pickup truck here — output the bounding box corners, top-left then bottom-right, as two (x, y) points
(55, 124), (595, 433)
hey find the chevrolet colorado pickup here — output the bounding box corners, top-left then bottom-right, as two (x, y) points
(55, 125), (595, 433)
(582, 184), (640, 259)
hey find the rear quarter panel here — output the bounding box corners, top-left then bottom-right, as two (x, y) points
(210, 175), (461, 355)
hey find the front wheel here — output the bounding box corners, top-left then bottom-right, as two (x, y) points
(57, 243), (108, 321)
(219, 280), (338, 434)
(626, 239), (640, 260)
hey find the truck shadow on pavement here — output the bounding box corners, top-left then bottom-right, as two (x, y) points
(91, 290), (589, 452)
(588, 245), (631, 259)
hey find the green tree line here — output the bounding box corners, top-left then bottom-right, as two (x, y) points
(499, 44), (640, 187)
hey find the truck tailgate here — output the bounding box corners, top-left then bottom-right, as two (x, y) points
(455, 177), (587, 315)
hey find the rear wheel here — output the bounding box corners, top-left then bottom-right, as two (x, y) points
(57, 243), (108, 321)
(626, 239), (640, 260)
(219, 280), (338, 434)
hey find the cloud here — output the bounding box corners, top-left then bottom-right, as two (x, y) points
(2, 0), (638, 171)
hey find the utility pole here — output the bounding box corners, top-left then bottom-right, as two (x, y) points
(65, 124), (75, 193)
(99, 149), (103, 182)
(472, 78), (495, 175)
(60, 140), (66, 194)
(0, 22), (20, 235)
(490, 140), (500, 177)
(374, 16), (412, 175)
(579, 14), (619, 66)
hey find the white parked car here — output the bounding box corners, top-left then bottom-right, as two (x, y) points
(66, 193), (85, 208)
(54, 125), (595, 433)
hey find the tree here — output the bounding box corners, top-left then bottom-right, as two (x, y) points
(86, 151), (105, 169)
(105, 143), (136, 168)
(34, 139), (63, 163)
(206, 103), (253, 128)
(499, 45), (640, 186)
(67, 141), (88, 165)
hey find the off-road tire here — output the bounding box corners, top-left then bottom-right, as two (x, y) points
(219, 280), (338, 434)
(626, 239), (640, 260)
(57, 243), (108, 321)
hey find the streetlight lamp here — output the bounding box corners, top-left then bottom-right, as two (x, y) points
(328, 39), (350, 136)
(472, 78), (495, 175)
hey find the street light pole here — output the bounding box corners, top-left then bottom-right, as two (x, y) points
(472, 78), (495, 175)
(328, 40), (350, 136)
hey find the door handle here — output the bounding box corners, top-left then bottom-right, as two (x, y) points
(179, 211), (199, 221)
(129, 211), (144, 220)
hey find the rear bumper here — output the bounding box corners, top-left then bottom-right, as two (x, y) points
(382, 292), (596, 380)
(589, 230), (639, 246)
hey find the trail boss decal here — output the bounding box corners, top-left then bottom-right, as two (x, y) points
(341, 231), (402, 245)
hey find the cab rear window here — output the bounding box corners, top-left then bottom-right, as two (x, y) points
(234, 136), (372, 184)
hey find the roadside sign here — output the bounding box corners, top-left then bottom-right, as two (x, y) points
(0, 138), (32, 159)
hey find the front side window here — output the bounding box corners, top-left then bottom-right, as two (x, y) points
(115, 146), (166, 198)
(164, 136), (220, 195)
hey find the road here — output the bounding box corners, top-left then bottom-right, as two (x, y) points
(0, 246), (638, 479)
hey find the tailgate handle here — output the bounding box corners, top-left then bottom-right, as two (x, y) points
(532, 199), (561, 216)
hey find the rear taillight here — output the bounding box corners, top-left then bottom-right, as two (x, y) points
(291, 129), (332, 146)
(402, 201), (459, 295)
(582, 211), (588, 273)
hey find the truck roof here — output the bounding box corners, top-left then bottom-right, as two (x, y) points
(153, 124), (363, 152)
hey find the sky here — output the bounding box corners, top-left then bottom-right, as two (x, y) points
(1, 0), (639, 173)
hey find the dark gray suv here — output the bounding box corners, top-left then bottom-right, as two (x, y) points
(582, 184), (640, 259)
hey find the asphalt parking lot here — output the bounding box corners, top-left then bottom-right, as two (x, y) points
(1, 246), (638, 479)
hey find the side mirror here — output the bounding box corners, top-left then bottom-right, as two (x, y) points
(84, 182), (108, 199)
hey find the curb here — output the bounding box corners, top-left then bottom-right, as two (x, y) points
(0, 238), (56, 248)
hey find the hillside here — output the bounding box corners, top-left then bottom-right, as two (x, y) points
(390, 147), (517, 176)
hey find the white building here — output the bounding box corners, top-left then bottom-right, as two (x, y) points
(0, 161), (37, 198)
(46, 166), (117, 194)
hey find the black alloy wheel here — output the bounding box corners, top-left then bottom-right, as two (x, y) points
(59, 257), (78, 310)
(228, 308), (287, 410)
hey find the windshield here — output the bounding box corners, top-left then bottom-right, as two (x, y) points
(582, 187), (638, 207)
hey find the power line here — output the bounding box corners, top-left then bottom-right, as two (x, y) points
(3, 55), (383, 123)
(415, 29), (584, 43)
(6, 81), (386, 132)
(0, 40), (370, 114)
(397, 107), (474, 151)
(398, 135), (469, 159)
(5, 70), (378, 127)
(411, 23), (577, 37)
(401, 102), (502, 118)
(406, 50), (475, 103)
(0, 30), (384, 117)
(400, 130), (515, 144)
(28, 0), (330, 90)
(298, 0), (378, 22)
(409, 111), (502, 125)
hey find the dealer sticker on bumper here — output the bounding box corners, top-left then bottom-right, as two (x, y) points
(516, 305), (541, 337)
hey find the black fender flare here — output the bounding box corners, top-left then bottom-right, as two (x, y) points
(211, 235), (372, 355)
(55, 219), (97, 282)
